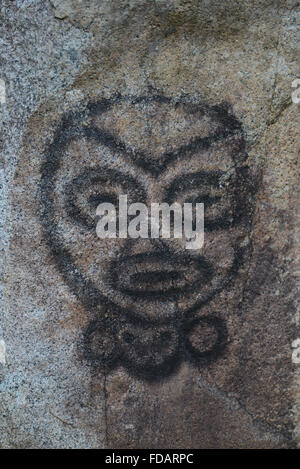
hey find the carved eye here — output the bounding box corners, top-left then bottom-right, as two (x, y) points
(182, 190), (234, 231)
(64, 168), (145, 230)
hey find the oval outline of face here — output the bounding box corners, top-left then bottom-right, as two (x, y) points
(40, 94), (255, 325)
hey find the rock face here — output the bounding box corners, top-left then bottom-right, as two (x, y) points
(0, 0), (299, 448)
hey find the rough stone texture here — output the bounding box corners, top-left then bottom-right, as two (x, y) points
(0, 0), (299, 448)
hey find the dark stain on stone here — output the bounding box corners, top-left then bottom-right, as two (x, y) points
(40, 93), (257, 381)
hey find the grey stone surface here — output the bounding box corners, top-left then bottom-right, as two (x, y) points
(0, 0), (299, 448)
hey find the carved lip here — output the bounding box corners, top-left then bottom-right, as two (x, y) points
(110, 253), (213, 299)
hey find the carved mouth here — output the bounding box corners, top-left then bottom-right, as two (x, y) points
(109, 253), (213, 299)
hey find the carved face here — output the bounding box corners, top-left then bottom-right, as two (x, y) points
(41, 95), (254, 379)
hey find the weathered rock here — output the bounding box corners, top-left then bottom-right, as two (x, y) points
(0, 0), (299, 448)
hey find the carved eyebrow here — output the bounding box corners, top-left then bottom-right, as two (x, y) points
(165, 170), (225, 200)
(83, 124), (240, 176)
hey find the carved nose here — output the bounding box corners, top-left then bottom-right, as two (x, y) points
(125, 237), (165, 257)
